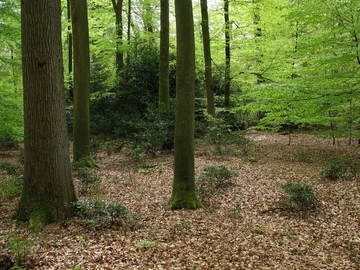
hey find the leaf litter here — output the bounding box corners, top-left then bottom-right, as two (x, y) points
(0, 131), (359, 269)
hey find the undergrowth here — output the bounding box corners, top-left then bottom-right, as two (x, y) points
(196, 165), (238, 203)
(279, 182), (319, 211)
(72, 199), (138, 229)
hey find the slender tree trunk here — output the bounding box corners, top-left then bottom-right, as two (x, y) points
(71, 0), (92, 163)
(15, 0), (76, 228)
(200, 0), (215, 116)
(224, 0), (231, 107)
(67, 0), (73, 102)
(158, 0), (170, 115)
(112, 0), (124, 75)
(126, 0), (131, 68)
(169, 0), (204, 210)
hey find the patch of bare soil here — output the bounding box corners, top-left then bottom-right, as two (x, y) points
(0, 131), (359, 269)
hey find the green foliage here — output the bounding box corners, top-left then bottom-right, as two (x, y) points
(7, 235), (33, 268)
(204, 114), (252, 156)
(74, 167), (100, 193)
(196, 165), (237, 201)
(0, 176), (22, 200)
(0, 0), (23, 142)
(321, 157), (357, 180)
(295, 151), (311, 162)
(72, 199), (136, 228)
(138, 239), (156, 251)
(279, 182), (319, 211)
(131, 108), (175, 151)
(0, 160), (22, 175)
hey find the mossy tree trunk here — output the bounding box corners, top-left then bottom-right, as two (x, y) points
(224, 0), (231, 107)
(169, 0), (204, 210)
(158, 0), (170, 115)
(111, 0), (124, 75)
(71, 0), (92, 163)
(14, 0), (77, 228)
(200, 0), (215, 116)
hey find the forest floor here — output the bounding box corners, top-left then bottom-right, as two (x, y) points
(0, 131), (360, 270)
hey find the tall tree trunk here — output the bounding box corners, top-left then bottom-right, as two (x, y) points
(200, 0), (215, 116)
(112, 0), (124, 75)
(67, 0), (73, 102)
(169, 0), (204, 210)
(126, 0), (132, 68)
(224, 0), (231, 107)
(71, 0), (92, 163)
(15, 0), (76, 228)
(158, 0), (170, 115)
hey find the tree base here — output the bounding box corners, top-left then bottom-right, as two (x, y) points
(168, 191), (204, 210)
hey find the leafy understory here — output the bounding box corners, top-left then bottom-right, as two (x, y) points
(0, 132), (359, 269)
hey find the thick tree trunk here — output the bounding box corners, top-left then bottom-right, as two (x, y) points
(224, 0), (231, 107)
(15, 0), (76, 229)
(169, 0), (204, 210)
(158, 0), (170, 115)
(112, 0), (124, 75)
(71, 0), (91, 162)
(200, 0), (215, 116)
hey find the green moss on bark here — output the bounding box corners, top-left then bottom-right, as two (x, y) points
(13, 192), (76, 231)
(168, 189), (204, 210)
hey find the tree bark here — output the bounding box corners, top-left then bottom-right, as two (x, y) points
(200, 0), (215, 116)
(224, 0), (231, 107)
(158, 0), (170, 115)
(71, 0), (92, 163)
(15, 0), (76, 228)
(112, 0), (124, 75)
(67, 0), (73, 102)
(169, 0), (204, 210)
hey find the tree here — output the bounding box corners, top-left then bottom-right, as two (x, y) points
(158, 0), (170, 114)
(224, 0), (231, 107)
(200, 0), (215, 116)
(14, 0), (77, 228)
(71, 0), (93, 164)
(67, 0), (73, 102)
(111, 0), (125, 75)
(169, 0), (204, 210)
(0, 0), (23, 142)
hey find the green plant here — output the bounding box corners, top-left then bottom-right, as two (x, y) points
(204, 114), (251, 156)
(73, 264), (81, 270)
(0, 161), (22, 175)
(295, 151), (311, 162)
(346, 243), (359, 262)
(255, 227), (266, 234)
(138, 239), (156, 251)
(7, 236), (33, 268)
(0, 176), (23, 200)
(279, 182), (319, 211)
(72, 199), (136, 228)
(321, 157), (357, 180)
(228, 202), (242, 219)
(196, 165), (238, 201)
(75, 167), (100, 192)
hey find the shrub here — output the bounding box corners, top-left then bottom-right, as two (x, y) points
(321, 157), (357, 180)
(74, 167), (100, 193)
(0, 176), (23, 200)
(279, 182), (319, 211)
(0, 160), (22, 175)
(72, 199), (136, 228)
(204, 114), (251, 156)
(196, 165), (238, 201)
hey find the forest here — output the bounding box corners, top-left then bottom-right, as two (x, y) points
(0, 0), (359, 269)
